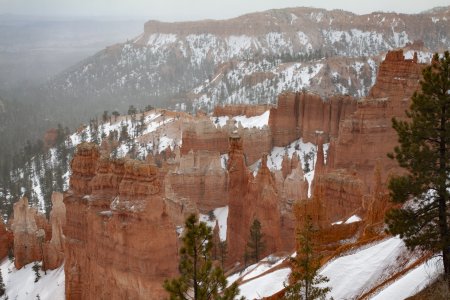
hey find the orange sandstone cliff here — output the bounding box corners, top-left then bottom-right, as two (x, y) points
(297, 50), (424, 252)
(64, 143), (179, 300)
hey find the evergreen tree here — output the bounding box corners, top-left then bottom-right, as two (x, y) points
(245, 219), (265, 264)
(164, 214), (241, 300)
(385, 52), (450, 283)
(112, 110), (120, 122)
(284, 216), (331, 300)
(32, 262), (41, 283)
(0, 269), (5, 297)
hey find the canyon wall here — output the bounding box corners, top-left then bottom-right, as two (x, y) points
(269, 92), (357, 146)
(296, 50), (424, 252)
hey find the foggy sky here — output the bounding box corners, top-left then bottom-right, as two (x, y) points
(1, 0), (449, 21)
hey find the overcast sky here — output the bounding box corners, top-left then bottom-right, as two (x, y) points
(1, 0), (450, 21)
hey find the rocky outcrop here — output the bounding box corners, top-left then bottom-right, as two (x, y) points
(226, 134), (251, 264)
(11, 197), (48, 269)
(64, 143), (179, 300)
(43, 192), (66, 270)
(227, 134), (286, 263)
(0, 219), (12, 260)
(70, 142), (100, 195)
(332, 50), (423, 193)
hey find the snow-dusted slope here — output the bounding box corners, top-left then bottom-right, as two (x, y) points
(371, 256), (442, 299)
(227, 237), (442, 300)
(47, 7), (449, 115)
(0, 259), (65, 300)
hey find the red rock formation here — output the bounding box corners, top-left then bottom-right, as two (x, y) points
(0, 219), (12, 260)
(166, 150), (228, 212)
(269, 92), (300, 147)
(292, 50), (425, 256)
(43, 192), (66, 270)
(181, 119), (229, 155)
(333, 50), (423, 192)
(269, 92), (357, 146)
(226, 134), (251, 263)
(276, 154), (309, 250)
(70, 142), (100, 195)
(247, 154), (282, 256)
(181, 117), (272, 165)
(11, 197), (48, 269)
(64, 144), (179, 300)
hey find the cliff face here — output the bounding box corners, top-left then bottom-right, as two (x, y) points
(296, 50), (424, 252)
(333, 50), (423, 192)
(64, 143), (179, 300)
(269, 92), (357, 146)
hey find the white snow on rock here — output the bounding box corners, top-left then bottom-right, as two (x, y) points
(0, 259), (65, 300)
(211, 110), (270, 129)
(199, 206), (229, 241)
(231, 237), (441, 299)
(344, 215), (362, 224)
(404, 50), (433, 64)
(251, 138), (328, 197)
(234, 111), (270, 129)
(321, 237), (406, 299)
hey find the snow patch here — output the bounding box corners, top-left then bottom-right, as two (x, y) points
(1, 259), (65, 300)
(199, 206), (229, 241)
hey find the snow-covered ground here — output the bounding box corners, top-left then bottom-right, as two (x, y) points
(371, 256), (442, 299)
(226, 237), (442, 300)
(0, 259), (65, 300)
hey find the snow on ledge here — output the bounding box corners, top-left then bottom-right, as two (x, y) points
(345, 215), (362, 224)
(211, 110), (270, 129)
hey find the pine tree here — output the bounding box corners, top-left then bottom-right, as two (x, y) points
(284, 216), (331, 300)
(386, 52), (450, 283)
(0, 269), (5, 297)
(32, 262), (41, 283)
(163, 214), (241, 300)
(245, 219), (265, 264)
